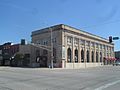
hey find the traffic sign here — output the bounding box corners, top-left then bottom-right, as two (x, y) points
(113, 37), (119, 40)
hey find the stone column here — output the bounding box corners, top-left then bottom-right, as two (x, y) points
(94, 43), (96, 63)
(105, 46), (107, 57)
(84, 41), (87, 68)
(101, 45), (103, 63)
(72, 37), (75, 68)
(109, 47), (110, 57)
(98, 44), (100, 63)
(78, 38), (81, 63)
(64, 35), (67, 68)
(89, 41), (91, 63)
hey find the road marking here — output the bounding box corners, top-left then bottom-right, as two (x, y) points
(95, 80), (120, 90)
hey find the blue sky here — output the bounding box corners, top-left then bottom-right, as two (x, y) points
(0, 0), (120, 51)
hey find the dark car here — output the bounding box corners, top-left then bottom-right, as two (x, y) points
(113, 60), (120, 66)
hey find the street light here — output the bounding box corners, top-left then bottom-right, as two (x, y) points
(30, 26), (54, 69)
(50, 27), (54, 69)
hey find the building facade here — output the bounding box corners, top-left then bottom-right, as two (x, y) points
(31, 24), (115, 68)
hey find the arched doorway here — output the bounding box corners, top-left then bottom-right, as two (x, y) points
(67, 48), (72, 63)
(75, 49), (78, 63)
(100, 52), (102, 62)
(87, 50), (89, 63)
(81, 49), (84, 63)
(91, 51), (94, 62)
(96, 52), (98, 62)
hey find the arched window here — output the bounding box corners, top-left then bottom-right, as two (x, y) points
(87, 50), (89, 63)
(91, 51), (94, 62)
(100, 52), (102, 62)
(67, 48), (72, 63)
(75, 49), (78, 63)
(81, 49), (84, 63)
(96, 52), (98, 62)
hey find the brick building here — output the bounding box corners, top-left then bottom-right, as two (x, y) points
(0, 42), (19, 65)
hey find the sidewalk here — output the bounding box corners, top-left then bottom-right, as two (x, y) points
(0, 66), (64, 71)
(0, 65), (118, 71)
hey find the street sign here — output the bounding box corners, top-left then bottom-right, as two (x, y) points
(113, 37), (119, 40)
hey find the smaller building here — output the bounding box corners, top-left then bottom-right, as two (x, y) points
(115, 51), (120, 61)
(0, 40), (35, 67)
(17, 44), (50, 67)
(0, 42), (19, 66)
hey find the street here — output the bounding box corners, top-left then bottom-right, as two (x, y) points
(0, 66), (120, 90)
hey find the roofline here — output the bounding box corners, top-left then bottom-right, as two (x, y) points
(32, 24), (63, 34)
(62, 24), (108, 41)
(32, 24), (114, 45)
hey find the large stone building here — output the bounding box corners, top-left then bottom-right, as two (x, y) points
(30, 24), (115, 68)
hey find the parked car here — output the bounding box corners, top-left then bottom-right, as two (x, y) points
(113, 60), (120, 66)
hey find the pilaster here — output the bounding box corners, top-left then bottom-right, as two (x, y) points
(78, 38), (81, 63)
(72, 37), (75, 63)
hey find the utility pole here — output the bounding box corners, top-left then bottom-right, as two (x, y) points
(30, 27), (54, 69)
(50, 27), (53, 69)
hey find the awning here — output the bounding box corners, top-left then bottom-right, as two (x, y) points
(104, 57), (116, 61)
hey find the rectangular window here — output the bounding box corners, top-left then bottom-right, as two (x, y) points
(86, 41), (90, 46)
(43, 40), (48, 45)
(103, 45), (105, 50)
(107, 46), (108, 50)
(67, 36), (72, 44)
(74, 38), (79, 45)
(100, 44), (102, 49)
(96, 43), (99, 48)
(91, 42), (94, 47)
(80, 40), (85, 46)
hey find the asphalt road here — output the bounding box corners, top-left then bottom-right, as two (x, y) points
(0, 66), (120, 90)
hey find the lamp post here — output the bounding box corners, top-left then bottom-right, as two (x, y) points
(30, 26), (54, 69)
(50, 27), (53, 69)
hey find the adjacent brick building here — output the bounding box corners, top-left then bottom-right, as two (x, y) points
(0, 42), (19, 65)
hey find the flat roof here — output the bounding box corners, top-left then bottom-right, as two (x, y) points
(32, 24), (113, 45)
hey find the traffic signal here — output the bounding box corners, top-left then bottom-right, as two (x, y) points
(109, 36), (112, 43)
